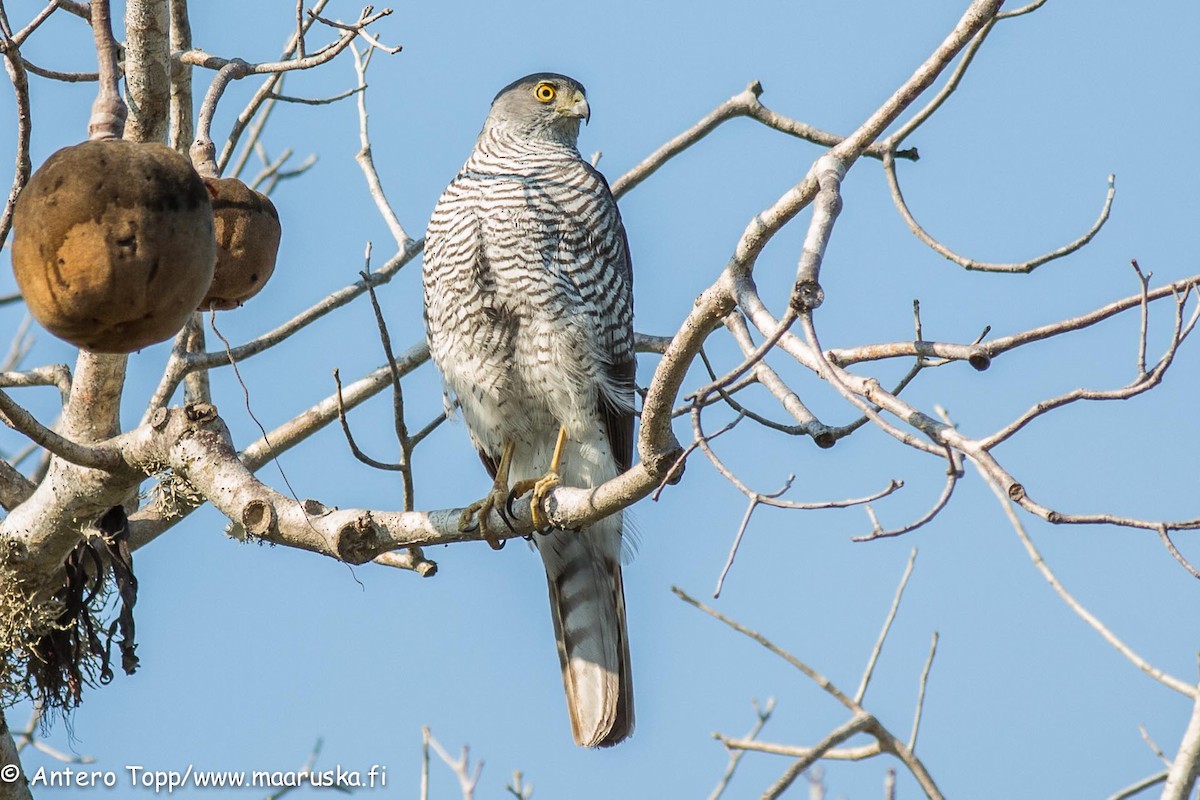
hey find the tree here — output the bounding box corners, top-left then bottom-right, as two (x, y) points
(0, 1), (1198, 798)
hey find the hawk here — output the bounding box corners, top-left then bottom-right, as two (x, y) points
(422, 73), (635, 747)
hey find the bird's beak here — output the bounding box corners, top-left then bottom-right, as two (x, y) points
(562, 90), (591, 125)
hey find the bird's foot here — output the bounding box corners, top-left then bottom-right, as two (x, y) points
(509, 470), (561, 531)
(459, 484), (514, 550)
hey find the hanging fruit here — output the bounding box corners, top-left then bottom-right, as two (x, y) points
(199, 177), (281, 311)
(11, 139), (216, 353)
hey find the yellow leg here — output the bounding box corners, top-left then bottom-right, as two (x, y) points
(548, 425), (567, 474)
(511, 425), (567, 530)
(459, 440), (515, 550)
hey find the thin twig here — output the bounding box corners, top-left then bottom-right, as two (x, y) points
(1131, 259), (1151, 378)
(975, 461), (1196, 698)
(309, 9), (401, 54)
(18, 59), (96, 81)
(884, 150), (1115, 273)
(361, 265), (415, 511)
(351, 43), (410, 247)
(713, 476), (796, 598)
(1105, 771), (1169, 800)
(762, 715), (874, 800)
(267, 85), (363, 106)
(853, 450), (960, 541)
(674, 586), (858, 710)
(333, 368), (402, 472)
(855, 548), (919, 703)
(0, 388), (122, 470)
(909, 632), (939, 750)
(0, 5), (33, 250)
(220, 0), (333, 175)
(709, 698), (776, 800)
(1156, 525), (1200, 580)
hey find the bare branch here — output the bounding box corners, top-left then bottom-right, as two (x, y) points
(0, 9), (32, 250)
(3, 4), (53, 49)
(424, 729), (482, 800)
(909, 632), (939, 751)
(885, 152), (1115, 273)
(167, 0), (193, 153)
(333, 368), (401, 472)
(855, 549), (918, 703)
(18, 59), (96, 82)
(974, 462), (1196, 698)
(124, 0), (170, 143)
(505, 770), (533, 800)
(1105, 771), (1168, 800)
(351, 42), (411, 247)
(762, 714), (874, 800)
(982, 284), (1194, 450)
(708, 698), (775, 800)
(997, 0), (1049, 19)
(1162, 685), (1200, 800)
(853, 451), (960, 541)
(885, 18), (998, 147)
(611, 80), (914, 201)
(309, 9), (401, 55)
(0, 365), (71, 398)
(267, 85), (363, 106)
(725, 314), (836, 446)
(0, 388), (123, 470)
(186, 6), (393, 176)
(143, 241), (423, 419)
(691, 403), (900, 513)
(240, 340), (428, 472)
(10, 704), (94, 765)
(683, 585), (945, 798)
(674, 586), (859, 712)
(988, 275), (1199, 354)
(826, 274), (1200, 375)
(1157, 526), (1200, 581)
(0, 456), (36, 511)
(371, 548), (437, 576)
(220, 0), (333, 175)
(712, 477), (793, 598)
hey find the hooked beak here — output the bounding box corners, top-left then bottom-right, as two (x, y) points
(561, 90), (591, 125)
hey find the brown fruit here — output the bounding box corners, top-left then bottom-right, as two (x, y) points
(11, 139), (215, 353)
(200, 178), (281, 311)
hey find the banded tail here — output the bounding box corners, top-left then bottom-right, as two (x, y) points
(539, 523), (634, 747)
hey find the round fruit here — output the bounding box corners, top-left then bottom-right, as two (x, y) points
(11, 139), (215, 353)
(200, 178), (281, 311)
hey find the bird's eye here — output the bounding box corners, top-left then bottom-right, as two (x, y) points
(534, 83), (557, 103)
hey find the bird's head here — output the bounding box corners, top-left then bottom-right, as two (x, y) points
(485, 73), (591, 144)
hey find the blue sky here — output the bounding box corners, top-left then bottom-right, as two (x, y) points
(4, 1), (1200, 798)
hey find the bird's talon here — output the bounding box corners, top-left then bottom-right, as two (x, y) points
(460, 491), (507, 550)
(512, 470), (561, 530)
(457, 506), (482, 535)
(497, 504), (517, 534)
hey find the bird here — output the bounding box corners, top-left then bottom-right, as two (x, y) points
(422, 73), (635, 748)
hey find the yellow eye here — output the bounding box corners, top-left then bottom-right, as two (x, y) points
(534, 83), (557, 103)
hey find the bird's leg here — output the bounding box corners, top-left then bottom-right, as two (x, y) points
(510, 425), (567, 530)
(459, 440), (516, 550)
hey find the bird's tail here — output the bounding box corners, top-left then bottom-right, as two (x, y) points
(539, 518), (634, 747)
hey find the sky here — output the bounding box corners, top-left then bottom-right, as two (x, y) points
(3, 1), (1200, 798)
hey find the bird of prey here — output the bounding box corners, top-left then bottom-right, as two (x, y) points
(423, 73), (635, 747)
